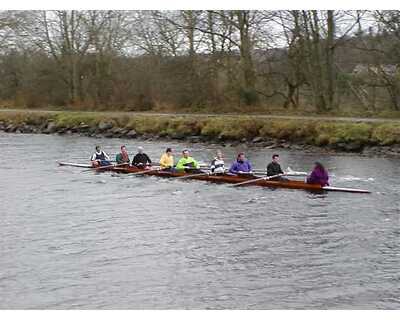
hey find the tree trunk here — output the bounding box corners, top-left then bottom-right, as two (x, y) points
(311, 11), (326, 111)
(326, 10), (335, 110)
(236, 11), (257, 105)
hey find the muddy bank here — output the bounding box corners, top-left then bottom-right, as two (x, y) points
(0, 111), (400, 157)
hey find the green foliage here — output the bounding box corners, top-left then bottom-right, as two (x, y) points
(125, 116), (169, 134)
(0, 111), (49, 125)
(200, 118), (227, 137)
(200, 117), (263, 139)
(170, 119), (202, 136)
(313, 122), (373, 145)
(220, 126), (249, 140)
(371, 123), (400, 145)
(236, 118), (264, 137)
(239, 89), (259, 105)
(1, 110), (400, 149)
(54, 113), (107, 128)
(22, 113), (49, 125)
(114, 114), (132, 127)
(259, 121), (316, 141)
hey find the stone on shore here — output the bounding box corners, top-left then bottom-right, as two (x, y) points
(127, 129), (137, 138)
(98, 121), (113, 131)
(43, 122), (57, 134)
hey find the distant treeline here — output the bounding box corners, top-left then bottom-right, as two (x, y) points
(0, 10), (400, 113)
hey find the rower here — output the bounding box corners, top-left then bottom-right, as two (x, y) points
(210, 150), (225, 174)
(176, 149), (201, 173)
(306, 162), (329, 186)
(229, 152), (253, 175)
(266, 154), (287, 181)
(159, 147), (174, 171)
(132, 146), (152, 168)
(91, 145), (111, 167)
(116, 145), (130, 164)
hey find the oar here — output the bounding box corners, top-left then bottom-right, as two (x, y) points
(230, 173), (285, 187)
(286, 167), (308, 176)
(126, 167), (162, 176)
(82, 162), (127, 172)
(176, 171), (211, 180)
(251, 167), (308, 176)
(58, 161), (93, 168)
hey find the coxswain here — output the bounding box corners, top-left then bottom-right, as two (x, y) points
(176, 149), (201, 173)
(229, 152), (252, 174)
(132, 146), (152, 168)
(91, 145), (111, 167)
(266, 154), (287, 180)
(159, 147), (174, 171)
(115, 145), (130, 164)
(210, 150), (225, 174)
(306, 162), (329, 186)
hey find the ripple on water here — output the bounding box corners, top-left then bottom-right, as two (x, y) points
(0, 133), (399, 309)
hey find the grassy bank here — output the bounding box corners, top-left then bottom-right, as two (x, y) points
(1, 110), (400, 151)
(2, 103), (400, 119)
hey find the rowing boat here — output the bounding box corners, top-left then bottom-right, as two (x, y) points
(58, 161), (371, 193)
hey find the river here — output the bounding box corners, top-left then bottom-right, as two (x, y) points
(0, 132), (399, 309)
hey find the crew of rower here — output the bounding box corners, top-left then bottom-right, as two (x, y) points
(307, 162), (329, 186)
(132, 147), (152, 168)
(91, 146), (329, 186)
(229, 152), (252, 174)
(91, 145), (111, 167)
(159, 147), (174, 171)
(176, 149), (200, 173)
(266, 154), (288, 181)
(115, 145), (130, 164)
(210, 150), (225, 174)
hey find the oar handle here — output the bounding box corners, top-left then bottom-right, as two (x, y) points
(231, 173), (284, 187)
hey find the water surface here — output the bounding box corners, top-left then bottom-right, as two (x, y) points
(0, 133), (399, 309)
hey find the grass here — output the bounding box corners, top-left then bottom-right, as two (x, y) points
(1, 110), (400, 148)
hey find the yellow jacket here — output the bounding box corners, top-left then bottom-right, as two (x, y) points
(159, 153), (174, 168)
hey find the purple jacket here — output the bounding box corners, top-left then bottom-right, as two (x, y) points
(307, 167), (329, 186)
(229, 160), (252, 174)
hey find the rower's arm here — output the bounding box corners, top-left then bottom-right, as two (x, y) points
(132, 154), (139, 165)
(229, 163), (238, 174)
(116, 153), (122, 164)
(175, 158), (185, 171)
(210, 159), (216, 172)
(306, 171), (317, 184)
(159, 154), (167, 167)
(146, 154), (152, 164)
(193, 159), (199, 169)
(266, 163), (272, 175)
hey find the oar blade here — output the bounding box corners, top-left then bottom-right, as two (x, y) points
(58, 161), (92, 168)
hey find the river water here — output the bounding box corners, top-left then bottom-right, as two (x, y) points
(0, 132), (399, 309)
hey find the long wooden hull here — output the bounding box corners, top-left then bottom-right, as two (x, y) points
(104, 165), (370, 193)
(57, 162), (371, 193)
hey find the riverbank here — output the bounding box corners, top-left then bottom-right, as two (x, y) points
(2, 104), (400, 119)
(1, 110), (400, 157)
